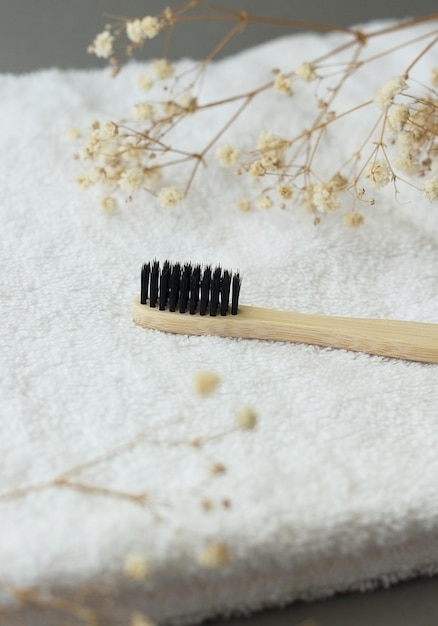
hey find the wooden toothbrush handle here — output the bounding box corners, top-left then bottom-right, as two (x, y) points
(132, 298), (438, 364)
(234, 305), (438, 364)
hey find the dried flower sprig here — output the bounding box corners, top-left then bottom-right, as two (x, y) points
(77, 3), (438, 224)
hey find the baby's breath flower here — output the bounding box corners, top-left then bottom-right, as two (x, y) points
(257, 131), (287, 169)
(152, 59), (174, 79)
(422, 176), (438, 201)
(99, 196), (118, 213)
(295, 62), (317, 82)
(216, 144), (239, 168)
(66, 126), (81, 142)
(101, 121), (118, 139)
(394, 145), (420, 175)
(89, 167), (107, 184)
(256, 193), (273, 209)
(84, 131), (101, 159)
(365, 160), (392, 188)
(157, 186), (183, 207)
(235, 406), (257, 430)
(238, 197), (250, 212)
(329, 172), (348, 191)
(209, 462), (226, 476)
(140, 16), (161, 39)
(177, 93), (198, 113)
(123, 554), (150, 581)
(193, 371), (220, 396)
(75, 173), (93, 189)
(249, 160), (265, 177)
(121, 143), (141, 162)
(274, 72), (292, 94)
(126, 19), (144, 44)
(374, 75), (408, 109)
(343, 211), (364, 227)
(161, 100), (180, 118)
(387, 104), (409, 132)
(132, 102), (154, 121)
(137, 74), (154, 92)
(198, 542), (232, 568)
(119, 167), (145, 190)
(276, 184), (293, 200)
(92, 30), (114, 59)
(312, 183), (339, 213)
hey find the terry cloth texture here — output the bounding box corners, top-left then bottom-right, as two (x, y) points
(1, 19), (438, 626)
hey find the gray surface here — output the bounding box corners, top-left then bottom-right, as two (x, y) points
(2, 1), (438, 624)
(1, 0), (438, 73)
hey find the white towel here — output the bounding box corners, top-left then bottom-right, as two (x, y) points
(1, 19), (438, 626)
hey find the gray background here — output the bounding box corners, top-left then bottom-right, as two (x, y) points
(2, 1), (438, 624)
(2, 0), (438, 73)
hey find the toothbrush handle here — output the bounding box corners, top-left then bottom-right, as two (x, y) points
(132, 298), (438, 364)
(235, 305), (438, 364)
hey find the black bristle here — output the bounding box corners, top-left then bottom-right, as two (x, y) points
(159, 261), (171, 310)
(199, 266), (211, 316)
(189, 265), (201, 314)
(169, 263), (181, 312)
(139, 260), (242, 316)
(220, 270), (231, 316)
(231, 273), (241, 315)
(150, 260), (159, 308)
(140, 262), (150, 305)
(179, 264), (191, 313)
(209, 266), (222, 316)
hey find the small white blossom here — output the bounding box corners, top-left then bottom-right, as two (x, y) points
(257, 131), (287, 169)
(119, 167), (145, 190)
(137, 74), (154, 92)
(216, 144), (239, 168)
(152, 59), (174, 79)
(387, 104), (409, 132)
(126, 19), (144, 44)
(343, 211), (364, 227)
(365, 160), (392, 188)
(93, 31), (114, 59)
(176, 93), (197, 113)
(256, 193), (273, 209)
(157, 186), (183, 207)
(238, 197), (250, 212)
(89, 167), (107, 184)
(374, 76), (408, 109)
(141, 16), (161, 39)
(274, 72), (292, 94)
(312, 183), (339, 213)
(101, 121), (118, 139)
(235, 406), (257, 430)
(423, 177), (438, 201)
(75, 173), (93, 189)
(249, 161), (265, 177)
(295, 62), (317, 82)
(276, 184), (293, 200)
(132, 103), (154, 121)
(66, 126), (81, 142)
(99, 196), (118, 213)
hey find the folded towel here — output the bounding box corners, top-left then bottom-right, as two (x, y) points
(1, 19), (438, 626)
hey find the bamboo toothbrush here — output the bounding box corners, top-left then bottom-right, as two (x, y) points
(132, 260), (438, 364)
